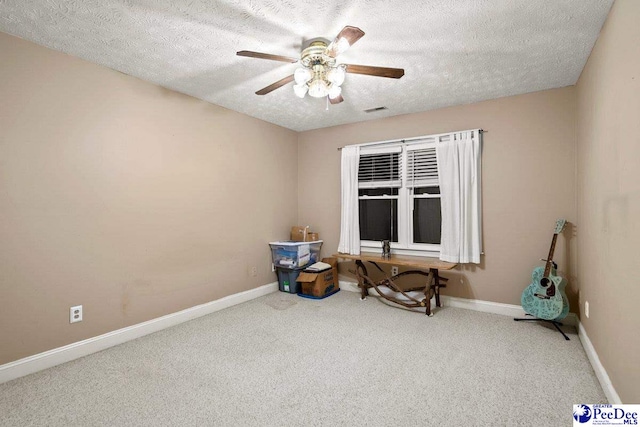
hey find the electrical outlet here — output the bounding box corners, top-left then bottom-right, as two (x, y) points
(585, 301), (589, 319)
(391, 266), (399, 276)
(70, 305), (83, 323)
(250, 266), (257, 277)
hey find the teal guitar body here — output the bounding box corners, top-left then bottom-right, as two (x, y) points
(521, 266), (569, 320)
(520, 219), (570, 321)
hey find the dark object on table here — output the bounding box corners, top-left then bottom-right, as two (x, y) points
(381, 240), (391, 259)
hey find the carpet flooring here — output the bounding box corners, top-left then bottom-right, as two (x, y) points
(0, 290), (606, 426)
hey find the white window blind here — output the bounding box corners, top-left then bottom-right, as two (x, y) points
(406, 144), (439, 188)
(358, 148), (402, 189)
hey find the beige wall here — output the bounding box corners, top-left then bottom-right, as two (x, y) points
(575, 0), (640, 403)
(298, 87), (578, 308)
(0, 32), (298, 364)
(3, 2), (637, 403)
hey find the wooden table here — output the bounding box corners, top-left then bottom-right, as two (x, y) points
(333, 252), (457, 316)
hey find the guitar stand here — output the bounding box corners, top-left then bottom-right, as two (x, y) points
(513, 314), (570, 340)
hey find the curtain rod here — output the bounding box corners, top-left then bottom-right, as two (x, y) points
(336, 129), (486, 151)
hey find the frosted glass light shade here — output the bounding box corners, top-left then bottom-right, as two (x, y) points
(293, 84), (308, 98)
(328, 84), (342, 99)
(294, 67), (313, 85)
(308, 79), (329, 98)
(327, 66), (346, 86)
(333, 38), (351, 56)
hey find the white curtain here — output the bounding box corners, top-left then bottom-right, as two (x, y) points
(337, 145), (360, 255)
(436, 131), (482, 264)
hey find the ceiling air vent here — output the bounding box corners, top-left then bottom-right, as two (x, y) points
(364, 106), (388, 113)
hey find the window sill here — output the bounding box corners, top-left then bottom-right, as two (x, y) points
(360, 245), (440, 258)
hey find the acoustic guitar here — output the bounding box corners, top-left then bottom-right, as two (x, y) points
(520, 219), (569, 320)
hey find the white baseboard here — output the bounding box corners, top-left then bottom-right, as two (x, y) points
(441, 295), (578, 326)
(577, 322), (622, 404)
(0, 282), (279, 385)
(5, 280), (618, 405)
(339, 280), (577, 326)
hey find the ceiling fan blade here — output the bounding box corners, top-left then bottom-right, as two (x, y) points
(345, 64), (405, 79)
(255, 75), (295, 95)
(325, 26), (365, 58)
(329, 95), (344, 105)
(237, 50), (298, 63)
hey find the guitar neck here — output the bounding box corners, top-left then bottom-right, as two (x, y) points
(543, 234), (559, 277)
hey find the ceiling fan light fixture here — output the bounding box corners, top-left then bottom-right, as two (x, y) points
(293, 84), (308, 98)
(308, 78), (329, 98)
(327, 65), (346, 86)
(240, 26), (404, 102)
(328, 84), (342, 100)
(294, 67), (313, 85)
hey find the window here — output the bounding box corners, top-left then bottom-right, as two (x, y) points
(358, 142), (441, 255)
(357, 148), (401, 243)
(339, 129), (482, 261)
(406, 144), (441, 247)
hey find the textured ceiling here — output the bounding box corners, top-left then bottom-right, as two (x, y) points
(0, 0), (613, 132)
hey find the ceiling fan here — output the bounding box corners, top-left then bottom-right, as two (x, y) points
(237, 26), (404, 105)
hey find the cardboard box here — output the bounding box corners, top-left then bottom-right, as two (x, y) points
(297, 269), (336, 298)
(291, 226), (319, 242)
(297, 257), (340, 298)
(290, 226), (309, 242)
(322, 257), (339, 284)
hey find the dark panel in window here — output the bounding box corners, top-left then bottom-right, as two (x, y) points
(414, 186), (440, 195)
(413, 198), (441, 244)
(359, 199), (398, 242)
(359, 188), (399, 197)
